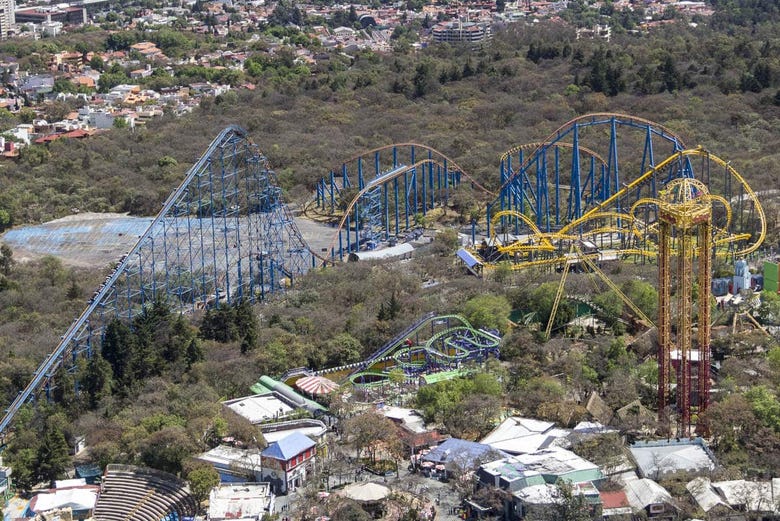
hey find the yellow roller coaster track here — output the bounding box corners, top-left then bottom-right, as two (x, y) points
(560, 147), (765, 252)
(477, 148), (765, 271)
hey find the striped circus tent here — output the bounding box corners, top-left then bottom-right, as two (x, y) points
(295, 375), (339, 395)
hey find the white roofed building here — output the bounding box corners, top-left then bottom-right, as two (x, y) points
(630, 439), (717, 479)
(194, 445), (263, 483)
(208, 482), (275, 520)
(622, 477), (677, 519)
(223, 393), (300, 424)
(480, 416), (571, 455)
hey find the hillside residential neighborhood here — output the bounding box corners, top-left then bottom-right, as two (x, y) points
(0, 0), (714, 152)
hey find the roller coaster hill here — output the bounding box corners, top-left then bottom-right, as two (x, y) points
(0, 114), (767, 442)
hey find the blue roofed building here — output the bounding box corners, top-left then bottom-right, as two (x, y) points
(456, 248), (483, 277)
(261, 432), (317, 495)
(422, 438), (508, 474)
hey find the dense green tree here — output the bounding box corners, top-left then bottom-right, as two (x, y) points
(200, 306), (239, 343)
(745, 386), (780, 432)
(412, 61), (436, 98)
(98, 72), (128, 93)
(81, 352), (113, 409)
(187, 465), (220, 509)
(0, 244), (14, 276)
(140, 425), (195, 475)
(526, 282), (576, 334)
(102, 319), (134, 386)
(757, 291), (780, 324)
(621, 279), (658, 321)
(324, 332), (363, 367)
(36, 420), (71, 483)
(462, 294), (511, 335)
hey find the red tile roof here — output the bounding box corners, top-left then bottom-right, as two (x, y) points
(600, 490), (630, 509)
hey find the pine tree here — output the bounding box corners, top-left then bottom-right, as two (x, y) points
(186, 338), (204, 367)
(387, 291), (401, 320)
(36, 421), (70, 483)
(102, 319), (134, 385)
(81, 352), (113, 409)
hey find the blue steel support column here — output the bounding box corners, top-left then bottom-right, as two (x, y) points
(571, 125), (582, 223)
(384, 183), (389, 241)
(329, 172), (336, 213)
(500, 157), (509, 212)
(410, 147), (418, 217)
(536, 152), (545, 231)
(358, 157), (364, 190)
(642, 126), (656, 198)
(518, 150), (525, 218)
(412, 169), (419, 219)
(197, 175), (207, 309)
(421, 162), (427, 215)
(428, 155), (435, 209)
(162, 217), (171, 301)
(208, 159), (219, 306)
(375, 152), (380, 179)
(404, 171), (410, 229)
(353, 200), (359, 250)
(394, 178), (400, 236)
(609, 117), (620, 214)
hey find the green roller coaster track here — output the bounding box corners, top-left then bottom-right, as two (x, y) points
(349, 314), (501, 389)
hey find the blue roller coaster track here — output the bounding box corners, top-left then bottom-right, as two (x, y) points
(313, 143), (493, 262)
(489, 113), (689, 235)
(0, 125), (313, 439)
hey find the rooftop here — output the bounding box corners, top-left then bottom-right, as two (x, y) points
(513, 483), (562, 505)
(223, 393), (296, 424)
(195, 445), (263, 471)
(379, 405), (427, 434)
(480, 417), (571, 455)
(423, 438), (507, 469)
(260, 419), (328, 445)
(208, 483), (274, 521)
(686, 477), (730, 513)
(600, 489), (630, 511)
(262, 432), (315, 462)
(713, 479), (780, 512)
(512, 448), (602, 481)
(623, 478), (673, 510)
(630, 439), (717, 478)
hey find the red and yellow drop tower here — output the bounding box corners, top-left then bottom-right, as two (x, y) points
(657, 178), (712, 437)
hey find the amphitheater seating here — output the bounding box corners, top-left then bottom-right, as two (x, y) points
(93, 464), (197, 521)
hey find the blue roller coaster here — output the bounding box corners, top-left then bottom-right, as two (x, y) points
(0, 126), (313, 439)
(312, 143), (492, 261)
